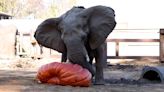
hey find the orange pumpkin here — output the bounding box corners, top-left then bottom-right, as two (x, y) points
(37, 62), (92, 87)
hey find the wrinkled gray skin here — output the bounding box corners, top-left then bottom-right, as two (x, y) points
(34, 5), (116, 85)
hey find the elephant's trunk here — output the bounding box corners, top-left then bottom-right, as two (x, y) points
(65, 42), (95, 76)
(69, 52), (95, 76)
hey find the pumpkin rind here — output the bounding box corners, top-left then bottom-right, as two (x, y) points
(37, 62), (92, 87)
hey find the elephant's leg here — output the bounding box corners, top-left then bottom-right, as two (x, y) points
(88, 51), (94, 65)
(103, 42), (108, 68)
(61, 52), (67, 62)
(94, 43), (106, 85)
(87, 51), (96, 83)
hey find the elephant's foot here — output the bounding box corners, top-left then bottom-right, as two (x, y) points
(93, 79), (105, 85)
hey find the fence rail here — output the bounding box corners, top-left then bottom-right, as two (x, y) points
(106, 29), (164, 63)
(106, 39), (159, 59)
(16, 29), (164, 63)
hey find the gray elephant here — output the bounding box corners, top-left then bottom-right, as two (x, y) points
(34, 5), (116, 85)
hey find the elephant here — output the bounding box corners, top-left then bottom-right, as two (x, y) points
(34, 5), (116, 85)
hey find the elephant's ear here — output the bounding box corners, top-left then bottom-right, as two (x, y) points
(34, 18), (66, 53)
(81, 6), (116, 49)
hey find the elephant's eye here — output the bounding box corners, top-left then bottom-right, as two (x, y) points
(81, 32), (87, 41)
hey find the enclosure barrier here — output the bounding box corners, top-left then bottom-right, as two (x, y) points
(106, 29), (164, 63)
(16, 29), (164, 63)
(16, 32), (58, 59)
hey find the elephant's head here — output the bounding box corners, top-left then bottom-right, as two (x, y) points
(34, 6), (116, 75)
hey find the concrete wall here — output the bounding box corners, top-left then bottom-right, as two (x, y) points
(0, 24), (17, 59)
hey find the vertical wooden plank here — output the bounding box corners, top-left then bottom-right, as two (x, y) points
(20, 32), (23, 54)
(50, 49), (52, 55)
(16, 32), (20, 56)
(116, 41), (119, 57)
(40, 45), (43, 54)
(160, 29), (164, 63)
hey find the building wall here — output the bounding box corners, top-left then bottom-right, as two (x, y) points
(0, 12), (12, 20)
(0, 24), (17, 59)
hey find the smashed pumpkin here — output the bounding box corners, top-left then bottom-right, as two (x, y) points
(37, 62), (92, 87)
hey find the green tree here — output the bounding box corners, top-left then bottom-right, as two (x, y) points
(0, 0), (77, 19)
(43, 0), (77, 18)
(22, 0), (44, 18)
(47, 1), (58, 18)
(0, 0), (19, 14)
(0, 0), (45, 18)
(39, 0), (75, 18)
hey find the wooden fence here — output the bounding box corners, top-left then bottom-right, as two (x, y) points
(16, 29), (164, 63)
(106, 29), (164, 63)
(16, 32), (60, 59)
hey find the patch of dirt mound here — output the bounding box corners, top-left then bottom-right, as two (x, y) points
(9, 58), (35, 69)
(119, 58), (160, 66)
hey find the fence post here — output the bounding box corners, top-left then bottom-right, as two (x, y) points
(160, 29), (164, 63)
(116, 41), (119, 57)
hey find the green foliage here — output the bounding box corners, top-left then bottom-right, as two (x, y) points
(0, 0), (8, 12)
(0, 0), (77, 19)
(47, 1), (58, 18)
(0, 0), (18, 14)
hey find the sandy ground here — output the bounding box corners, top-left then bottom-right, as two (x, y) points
(0, 57), (164, 92)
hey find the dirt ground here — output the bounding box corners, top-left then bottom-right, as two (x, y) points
(0, 57), (164, 92)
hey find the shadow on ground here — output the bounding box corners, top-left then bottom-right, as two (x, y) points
(0, 64), (164, 92)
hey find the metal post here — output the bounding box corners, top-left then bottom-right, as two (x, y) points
(160, 29), (164, 63)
